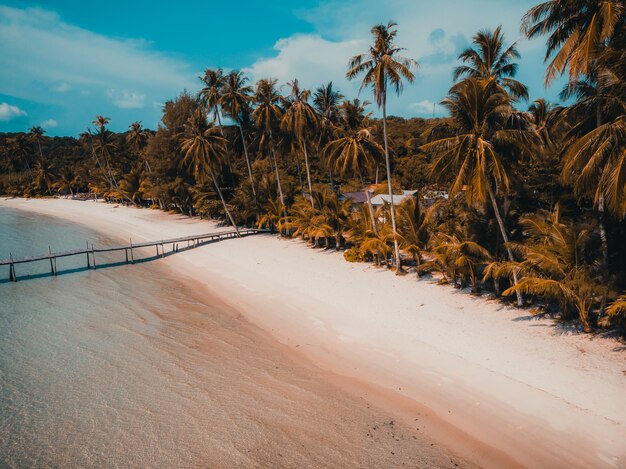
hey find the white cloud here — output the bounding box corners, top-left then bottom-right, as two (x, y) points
(244, 34), (365, 95)
(410, 100), (437, 115)
(0, 6), (195, 107)
(251, 0), (558, 116)
(0, 102), (27, 121)
(51, 82), (71, 92)
(41, 118), (58, 128)
(107, 89), (146, 109)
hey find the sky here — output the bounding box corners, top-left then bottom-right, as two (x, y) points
(0, 0), (569, 136)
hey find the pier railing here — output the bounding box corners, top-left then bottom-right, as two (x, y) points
(1, 228), (266, 282)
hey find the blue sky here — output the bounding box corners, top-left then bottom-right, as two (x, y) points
(0, 0), (568, 136)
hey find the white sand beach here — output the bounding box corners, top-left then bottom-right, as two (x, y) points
(3, 197), (626, 468)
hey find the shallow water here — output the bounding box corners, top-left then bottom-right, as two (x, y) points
(0, 206), (457, 468)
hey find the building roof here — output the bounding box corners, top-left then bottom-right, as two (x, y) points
(339, 191), (370, 204)
(370, 190), (417, 206)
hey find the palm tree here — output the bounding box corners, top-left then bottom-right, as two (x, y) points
(522, 0), (624, 84)
(423, 233), (493, 292)
(33, 155), (55, 195)
(180, 108), (240, 235)
(527, 98), (563, 148)
(199, 68), (226, 131)
(484, 206), (603, 332)
(281, 79), (318, 206)
(396, 196), (438, 277)
(126, 121), (150, 172)
(28, 126), (45, 161)
(560, 60), (626, 221)
(221, 70), (257, 201)
(454, 26), (529, 100)
(420, 78), (537, 306)
(313, 82), (344, 189)
(347, 21), (417, 272)
(252, 78), (286, 212)
(90, 116), (126, 200)
(324, 99), (382, 231)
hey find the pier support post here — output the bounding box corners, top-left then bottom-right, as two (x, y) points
(91, 244), (96, 269)
(9, 254), (16, 282)
(160, 242), (164, 258)
(156, 244), (159, 257)
(48, 246), (56, 276)
(86, 241), (91, 269)
(125, 248), (129, 263)
(130, 239), (135, 264)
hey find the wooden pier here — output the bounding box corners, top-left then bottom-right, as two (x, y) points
(1, 228), (265, 282)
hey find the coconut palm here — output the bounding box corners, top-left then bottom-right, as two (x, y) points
(454, 26), (529, 100)
(180, 108), (239, 235)
(420, 78), (537, 306)
(347, 21), (417, 272)
(396, 195), (439, 277)
(324, 99), (382, 230)
(527, 98), (564, 148)
(313, 82), (344, 189)
(126, 121), (150, 172)
(423, 233), (493, 292)
(199, 68), (226, 131)
(252, 78), (286, 211)
(522, 0), (624, 84)
(281, 79), (318, 206)
(221, 70), (257, 200)
(33, 155), (55, 195)
(28, 126), (45, 161)
(560, 59), (626, 221)
(484, 206), (603, 332)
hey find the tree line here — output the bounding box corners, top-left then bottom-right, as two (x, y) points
(1, 0), (625, 333)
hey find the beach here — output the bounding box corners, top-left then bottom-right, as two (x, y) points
(2, 197), (625, 468)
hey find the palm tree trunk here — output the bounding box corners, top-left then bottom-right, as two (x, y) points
(216, 112), (234, 175)
(268, 131), (285, 209)
(381, 96), (402, 273)
(238, 123), (257, 200)
(302, 139), (314, 207)
(364, 189), (378, 234)
(487, 184), (523, 307)
(208, 167), (240, 237)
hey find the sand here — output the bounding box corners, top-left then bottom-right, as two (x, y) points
(3, 197), (626, 468)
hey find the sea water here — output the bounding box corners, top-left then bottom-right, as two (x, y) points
(0, 207), (246, 467)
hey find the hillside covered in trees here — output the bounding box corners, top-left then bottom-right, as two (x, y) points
(1, 1), (625, 334)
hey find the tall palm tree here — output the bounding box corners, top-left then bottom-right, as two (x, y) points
(180, 108), (240, 235)
(281, 79), (319, 206)
(527, 98), (563, 148)
(324, 99), (381, 230)
(199, 68), (234, 173)
(221, 70), (257, 201)
(199, 68), (226, 132)
(126, 121), (150, 172)
(313, 82), (344, 187)
(454, 26), (529, 100)
(252, 78), (286, 211)
(420, 78), (537, 306)
(28, 126), (45, 161)
(522, 0), (624, 84)
(347, 21), (417, 272)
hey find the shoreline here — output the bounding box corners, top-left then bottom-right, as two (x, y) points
(2, 197), (626, 468)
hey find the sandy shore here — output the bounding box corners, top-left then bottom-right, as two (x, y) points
(3, 198), (626, 468)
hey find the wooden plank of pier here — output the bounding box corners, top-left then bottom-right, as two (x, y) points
(1, 228), (267, 280)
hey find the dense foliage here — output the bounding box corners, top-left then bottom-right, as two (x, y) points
(1, 1), (624, 333)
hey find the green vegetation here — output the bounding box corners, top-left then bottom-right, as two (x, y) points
(1, 1), (624, 334)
